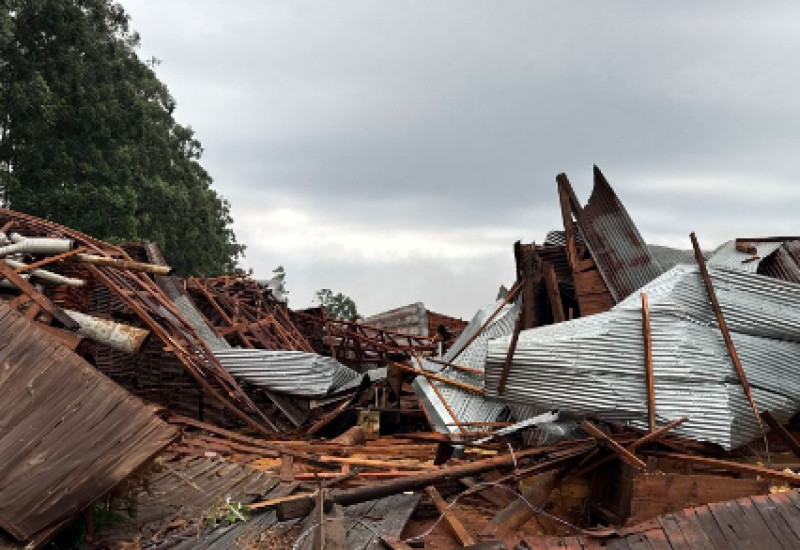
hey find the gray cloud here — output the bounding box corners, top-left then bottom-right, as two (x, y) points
(122, 0), (800, 317)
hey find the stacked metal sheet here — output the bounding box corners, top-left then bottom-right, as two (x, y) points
(485, 264), (800, 449)
(214, 349), (368, 397)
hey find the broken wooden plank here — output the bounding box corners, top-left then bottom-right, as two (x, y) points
(580, 421), (646, 471)
(643, 451), (800, 485)
(574, 417), (688, 476)
(761, 411), (800, 460)
(391, 362), (484, 394)
(426, 485), (476, 546)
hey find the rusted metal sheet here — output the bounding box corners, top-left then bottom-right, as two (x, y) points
(0, 302), (178, 544)
(0, 209), (277, 435)
(577, 166), (664, 302)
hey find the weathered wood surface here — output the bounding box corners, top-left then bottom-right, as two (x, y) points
(0, 302), (178, 543)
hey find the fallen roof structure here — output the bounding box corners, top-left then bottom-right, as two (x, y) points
(485, 263), (800, 449)
(215, 348), (375, 397)
(2, 166), (800, 549)
(413, 296), (521, 435)
(0, 301), (178, 545)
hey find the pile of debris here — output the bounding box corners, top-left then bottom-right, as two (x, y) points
(1, 166), (800, 550)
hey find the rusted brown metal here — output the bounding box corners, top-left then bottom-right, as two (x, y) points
(0, 260), (78, 329)
(74, 253), (173, 275)
(0, 209), (277, 434)
(0, 302), (178, 543)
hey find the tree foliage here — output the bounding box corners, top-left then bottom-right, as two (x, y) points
(0, 0), (244, 275)
(314, 288), (359, 321)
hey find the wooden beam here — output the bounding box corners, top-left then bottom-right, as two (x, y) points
(426, 485), (476, 546)
(497, 302), (524, 395)
(574, 417), (688, 476)
(642, 451), (800, 485)
(543, 262), (565, 323)
(446, 279), (523, 360)
(691, 232), (761, 425)
(761, 411), (800, 459)
(579, 420), (645, 471)
(391, 362), (484, 395)
(642, 292), (655, 431)
(425, 356), (485, 375)
(0, 261), (78, 330)
(13, 246), (88, 273)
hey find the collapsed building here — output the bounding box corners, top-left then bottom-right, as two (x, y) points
(0, 167), (800, 549)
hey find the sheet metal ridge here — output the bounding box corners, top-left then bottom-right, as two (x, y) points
(577, 166), (664, 301)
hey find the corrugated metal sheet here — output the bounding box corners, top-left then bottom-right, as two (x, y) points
(214, 349), (370, 397)
(485, 264), (800, 449)
(577, 166), (664, 302)
(707, 240), (784, 272)
(413, 299), (520, 435)
(0, 302), (178, 544)
(544, 229), (585, 247)
(363, 302), (429, 337)
(647, 244), (697, 271)
(759, 240), (800, 283)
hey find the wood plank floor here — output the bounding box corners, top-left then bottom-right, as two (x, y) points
(525, 490), (800, 550)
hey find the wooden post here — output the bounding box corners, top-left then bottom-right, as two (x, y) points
(642, 292), (655, 431)
(543, 262), (565, 323)
(579, 420), (646, 470)
(497, 308), (524, 395)
(690, 232), (761, 425)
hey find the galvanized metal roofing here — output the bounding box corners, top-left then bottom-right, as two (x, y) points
(485, 264), (800, 449)
(707, 240), (784, 273)
(758, 240), (800, 283)
(214, 349), (369, 397)
(577, 166), (664, 302)
(413, 298), (520, 434)
(647, 244), (697, 271)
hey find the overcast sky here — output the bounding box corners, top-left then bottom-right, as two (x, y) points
(122, 1), (800, 319)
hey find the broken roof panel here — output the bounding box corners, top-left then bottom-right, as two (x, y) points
(485, 264), (800, 449)
(577, 166), (664, 302)
(759, 240), (800, 283)
(707, 240), (784, 272)
(0, 302), (178, 544)
(214, 349), (368, 397)
(413, 298), (519, 434)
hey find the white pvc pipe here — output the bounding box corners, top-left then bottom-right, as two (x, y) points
(0, 237), (74, 258)
(3, 258), (85, 287)
(64, 309), (150, 354)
